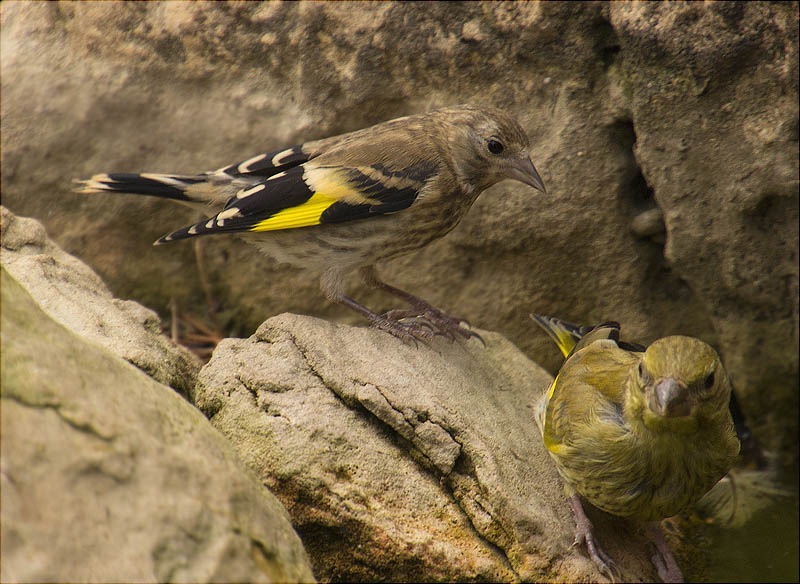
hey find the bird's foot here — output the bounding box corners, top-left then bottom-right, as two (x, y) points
(337, 295), (435, 345)
(646, 522), (684, 583)
(383, 306), (484, 345)
(368, 313), (435, 345)
(570, 495), (618, 581)
(357, 271), (484, 344)
(573, 525), (617, 581)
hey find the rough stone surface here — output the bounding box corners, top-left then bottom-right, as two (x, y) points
(193, 313), (662, 582)
(1, 206), (201, 396)
(0, 269), (315, 583)
(1, 2), (796, 457)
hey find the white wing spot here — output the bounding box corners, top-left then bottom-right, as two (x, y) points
(267, 171), (286, 181)
(205, 219), (215, 229)
(217, 207), (241, 220)
(238, 154), (267, 174)
(236, 183), (266, 199)
(188, 226), (199, 235)
(271, 148), (295, 166)
(85, 179), (113, 191)
(211, 164), (235, 175)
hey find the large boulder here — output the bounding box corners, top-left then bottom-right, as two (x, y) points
(0, 265), (313, 581)
(193, 313), (667, 582)
(1, 205), (200, 396)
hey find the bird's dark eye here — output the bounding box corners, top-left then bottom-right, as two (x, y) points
(704, 371), (715, 389)
(487, 139), (504, 154)
(637, 361), (647, 387)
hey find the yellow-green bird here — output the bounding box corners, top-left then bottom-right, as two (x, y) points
(531, 315), (740, 583)
(75, 105), (545, 342)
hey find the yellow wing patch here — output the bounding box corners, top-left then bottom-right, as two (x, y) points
(541, 375), (567, 454)
(303, 166), (374, 204)
(247, 166), (379, 232)
(248, 192), (339, 232)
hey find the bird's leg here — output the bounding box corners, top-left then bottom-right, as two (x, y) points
(644, 522), (684, 583)
(359, 266), (483, 344)
(320, 267), (434, 343)
(569, 495), (617, 581)
(337, 296), (433, 344)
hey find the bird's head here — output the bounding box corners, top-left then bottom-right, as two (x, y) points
(438, 105), (546, 194)
(629, 336), (733, 432)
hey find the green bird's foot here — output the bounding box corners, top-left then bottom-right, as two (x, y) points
(645, 522), (684, 583)
(569, 495), (618, 581)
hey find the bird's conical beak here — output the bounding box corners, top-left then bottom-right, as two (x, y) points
(506, 156), (546, 193)
(649, 377), (691, 418)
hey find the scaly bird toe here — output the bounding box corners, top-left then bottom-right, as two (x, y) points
(646, 523), (684, 583)
(385, 305), (483, 345)
(369, 315), (435, 345)
(570, 495), (618, 581)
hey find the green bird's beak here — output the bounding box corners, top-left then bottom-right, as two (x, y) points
(507, 156), (546, 193)
(649, 377), (691, 418)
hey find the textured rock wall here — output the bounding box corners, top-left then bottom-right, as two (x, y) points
(2, 2), (797, 455)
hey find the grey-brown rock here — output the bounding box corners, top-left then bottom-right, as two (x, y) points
(1, 206), (200, 396)
(1, 2), (796, 458)
(193, 313), (662, 582)
(0, 269), (314, 583)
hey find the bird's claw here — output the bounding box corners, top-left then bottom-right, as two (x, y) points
(573, 527), (617, 581)
(370, 315), (434, 345)
(649, 547), (683, 583)
(569, 495), (618, 582)
(463, 327), (486, 347)
(384, 306), (482, 344)
(646, 523), (684, 583)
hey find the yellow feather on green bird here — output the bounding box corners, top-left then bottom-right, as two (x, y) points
(531, 315), (740, 583)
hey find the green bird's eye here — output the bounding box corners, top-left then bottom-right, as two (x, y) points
(487, 139), (504, 154)
(637, 361), (648, 387)
(704, 371), (715, 389)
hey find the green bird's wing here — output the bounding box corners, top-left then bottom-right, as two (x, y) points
(532, 315), (641, 454)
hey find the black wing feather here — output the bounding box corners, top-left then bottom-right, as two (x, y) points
(215, 145), (311, 180)
(157, 166), (314, 242)
(158, 160), (438, 243)
(320, 162), (437, 224)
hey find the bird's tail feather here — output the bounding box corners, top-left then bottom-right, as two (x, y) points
(530, 314), (589, 358)
(532, 314), (645, 359)
(73, 173), (207, 202)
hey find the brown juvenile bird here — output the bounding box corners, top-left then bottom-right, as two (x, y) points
(531, 315), (740, 583)
(76, 105), (545, 341)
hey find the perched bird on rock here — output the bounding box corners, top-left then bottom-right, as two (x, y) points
(76, 105), (545, 341)
(531, 315), (739, 583)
